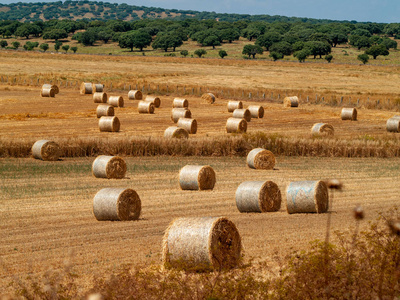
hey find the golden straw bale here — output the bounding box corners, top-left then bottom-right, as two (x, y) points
(128, 90), (143, 100)
(31, 139), (61, 161)
(164, 126), (189, 139)
(99, 116), (120, 132)
(179, 165), (216, 190)
(171, 108), (191, 123)
(93, 188), (141, 221)
(248, 105), (264, 118)
(80, 82), (93, 94)
(92, 83), (104, 93)
(41, 88), (55, 97)
(387, 116), (400, 132)
(93, 92), (107, 103)
(42, 84), (59, 94)
(311, 123), (334, 136)
(145, 95), (161, 108)
(201, 93), (216, 104)
(173, 98), (189, 108)
(108, 96), (124, 107)
(283, 96), (299, 107)
(235, 181), (281, 213)
(227, 101), (243, 112)
(177, 118), (197, 134)
(246, 148), (275, 170)
(341, 108), (357, 121)
(286, 180), (329, 214)
(92, 155), (127, 179)
(162, 217), (241, 271)
(138, 101), (155, 114)
(96, 104), (114, 118)
(226, 118), (247, 133)
(232, 109), (251, 122)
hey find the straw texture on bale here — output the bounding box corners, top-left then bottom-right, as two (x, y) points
(138, 101), (155, 114)
(92, 155), (127, 179)
(108, 96), (124, 107)
(201, 93), (216, 104)
(227, 101), (243, 112)
(42, 84), (59, 94)
(92, 83), (104, 93)
(145, 96), (161, 108)
(246, 148), (275, 170)
(283, 96), (299, 107)
(341, 108), (357, 121)
(286, 180), (329, 214)
(164, 126), (189, 139)
(232, 109), (251, 122)
(128, 90), (143, 100)
(179, 165), (216, 190)
(93, 92), (107, 103)
(226, 118), (247, 133)
(41, 88), (55, 97)
(177, 118), (197, 134)
(96, 104), (114, 118)
(235, 181), (281, 213)
(171, 108), (191, 123)
(80, 82), (93, 94)
(311, 123), (334, 136)
(173, 98), (189, 108)
(162, 217), (241, 271)
(248, 105), (265, 118)
(99, 116), (120, 132)
(93, 188), (141, 221)
(387, 116), (400, 132)
(31, 139), (61, 161)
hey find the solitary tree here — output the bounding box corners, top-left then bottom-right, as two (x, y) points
(202, 35), (221, 49)
(365, 44), (389, 59)
(194, 48), (207, 58)
(0, 40), (8, 48)
(54, 41), (62, 52)
(242, 44), (263, 58)
(325, 54), (333, 63)
(62, 44), (70, 53)
(12, 41), (20, 50)
(70, 46), (78, 53)
(357, 53), (369, 64)
(180, 50), (189, 57)
(40, 43), (49, 52)
(218, 49), (228, 59)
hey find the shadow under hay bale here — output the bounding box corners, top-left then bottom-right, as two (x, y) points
(42, 84), (59, 94)
(177, 118), (197, 134)
(235, 180), (281, 213)
(32, 139), (61, 161)
(341, 107), (357, 121)
(201, 93), (215, 104)
(171, 108), (191, 123)
(93, 92), (107, 103)
(145, 96), (161, 108)
(173, 98), (189, 108)
(164, 126), (189, 139)
(233, 108), (251, 122)
(138, 101), (155, 114)
(311, 123), (334, 136)
(227, 101), (243, 112)
(226, 117), (247, 133)
(387, 116), (400, 133)
(128, 90), (142, 100)
(96, 104), (114, 118)
(41, 88), (55, 97)
(92, 155), (127, 179)
(179, 165), (216, 190)
(248, 105), (264, 118)
(99, 116), (120, 132)
(286, 180), (329, 214)
(162, 217), (241, 271)
(108, 95), (124, 108)
(93, 188), (141, 221)
(246, 148), (275, 170)
(80, 82), (93, 95)
(92, 83), (104, 93)
(283, 96), (299, 107)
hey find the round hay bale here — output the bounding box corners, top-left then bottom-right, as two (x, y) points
(177, 118), (197, 134)
(246, 148), (275, 170)
(248, 105), (264, 118)
(31, 139), (61, 161)
(201, 93), (216, 104)
(232, 109), (251, 122)
(96, 104), (114, 118)
(108, 95), (124, 107)
(164, 126), (189, 139)
(93, 188), (141, 221)
(145, 96), (161, 108)
(235, 181), (281, 213)
(341, 108), (357, 121)
(227, 101), (243, 112)
(171, 108), (191, 123)
(283, 96), (299, 107)
(286, 180), (329, 214)
(80, 82), (93, 95)
(99, 116), (120, 132)
(387, 116), (400, 132)
(42, 84), (59, 94)
(173, 98), (189, 108)
(138, 101), (155, 114)
(179, 165), (216, 190)
(92, 83), (104, 93)
(93, 92), (107, 103)
(128, 90), (142, 100)
(311, 123), (334, 136)
(41, 88), (55, 97)
(226, 118), (247, 133)
(162, 216), (241, 271)
(92, 155), (127, 179)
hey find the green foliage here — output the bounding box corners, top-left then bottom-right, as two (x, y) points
(269, 51), (284, 61)
(218, 49), (227, 59)
(12, 41), (20, 49)
(255, 31), (281, 51)
(293, 49), (310, 62)
(303, 41), (331, 58)
(325, 54), (333, 63)
(152, 31), (184, 52)
(39, 43), (49, 52)
(366, 44), (389, 59)
(62, 44), (70, 53)
(0, 40), (8, 48)
(42, 28), (68, 41)
(270, 41), (292, 56)
(349, 35), (372, 50)
(202, 35), (221, 49)
(358, 53), (369, 64)
(70, 46), (78, 53)
(23, 41), (38, 51)
(79, 30), (98, 46)
(194, 48), (206, 58)
(180, 49), (188, 57)
(54, 41), (62, 52)
(118, 30), (152, 51)
(242, 44), (263, 58)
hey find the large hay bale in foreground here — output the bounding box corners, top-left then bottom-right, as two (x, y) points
(92, 83), (104, 93)
(248, 105), (264, 118)
(173, 98), (189, 108)
(226, 118), (247, 133)
(283, 96), (299, 107)
(171, 108), (191, 123)
(162, 217), (241, 271)
(128, 90), (142, 100)
(177, 118), (197, 134)
(92, 155), (127, 179)
(311, 123), (334, 136)
(227, 101), (243, 112)
(32, 140), (61, 161)
(93, 92), (107, 103)
(93, 188), (141, 221)
(41, 88), (55, 97)
(387, 116), (400, 132)
(201, 93), (215, 104)
(145, 96), (161, 108)
(232, 109), (251, 122)
(80, 82), (93, 94)
(42, 84), (59, 94)
(164, 126), (189, 139)
(138, 101), (155, 114)
(246, 148), (275, 170)
(96, 104), (114, 118)
(286, 180), (329, 214)
(179, 165), (216, 190)
(99, 116), (120, 132)
(108, 96), (124, 107)
(235, 181), (281, 213)
(341, 108), (357, 121)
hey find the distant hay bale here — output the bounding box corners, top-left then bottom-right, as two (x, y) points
(145, 96), (161, 108)
(227, 101), (243, 112)
(246, 148), (275, 170)
(286, 180), (329, 214)
(99, 116), (120, 132)
(226, 117), (247, 133)
(41, 88), (55, 97)
(386, 116), (400, 132)
(177, 117), (197, 134)
(164, 126), (189, 139)
(201, 93), (216, 104)
(92, 83), (104, 93)
(283, 96), (299, 107)
(179, 165), (216, 190)
(31, 139), (61, 161)
(138, 101), (155, 114)
(93, 92), (107, 103)
(42, 84), (59, 94)
(341, 107), (357, 121)
(171, 108), (191, 123)
(93, 188), (141, 221)
(162, 216), (241, 271)
(92, 155), (127, 179)
(96, 104), (114, 118)
(128, 90), (142, 100)
(235, 181), (281, 213)
(80, 82), (93, 94)
(108, 95), (124, 107)
(248, 105), (264, 118)
(173, 98), (189, 108)
(232, 109), (251, 122)
(311, 123), (334, 136)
